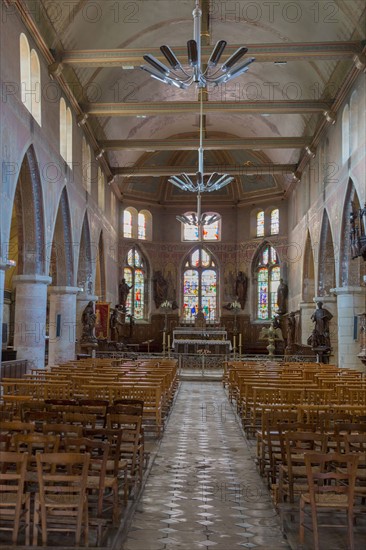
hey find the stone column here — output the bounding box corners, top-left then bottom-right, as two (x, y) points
(299, 302), (315, 345)
(331, 286), (366, 371)
(13, 275), (52, 369)
(314, 295), (338, 365)
(48, 286), (79, 366)
(76, 292), (98, 354)
(0, 263), (6, 371)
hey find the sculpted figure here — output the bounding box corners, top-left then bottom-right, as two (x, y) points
(235, 271), (248, 310)
(81, 301), (97, 343)
(119, 278), (132, 310)
(153, 271), (168, 309)
(277, 278), (288, 314)
(310, 301), (333, 348)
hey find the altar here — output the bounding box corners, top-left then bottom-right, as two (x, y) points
(172, 327), (231, 355)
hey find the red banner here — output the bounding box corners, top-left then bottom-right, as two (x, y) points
(95, 302), (110, 339)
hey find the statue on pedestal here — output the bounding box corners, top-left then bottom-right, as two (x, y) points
(81, 301), (97, 344)
(153, 271), (168, 309)
(307, 301), (333, 363)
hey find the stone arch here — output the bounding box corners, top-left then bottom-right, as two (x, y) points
(339, 178), (362, 287)
(95, 231), (106, 301)
(302, 231), (315, 302)
(317, 209), (336, 296)
(49, 187), (74, 286)
(10, 145), (46, 276)
(76, 213), (93, 293)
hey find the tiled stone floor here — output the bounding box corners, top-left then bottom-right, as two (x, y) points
(122, 381), (290, 550)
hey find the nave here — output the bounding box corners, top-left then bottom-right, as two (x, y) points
(122, 381), (289, 550)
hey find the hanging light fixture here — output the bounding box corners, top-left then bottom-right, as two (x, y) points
(141, 0), (255, 89)
(170, 91), (233, 196)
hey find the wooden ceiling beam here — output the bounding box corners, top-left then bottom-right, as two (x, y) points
(112, 164), (297, 177)
(62, 42), (361, 67)
(85, 100), (330, 117)
(99, 137), (310, 151)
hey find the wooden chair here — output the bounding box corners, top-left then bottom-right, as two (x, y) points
(64, 437), (120, 525)
(12, 433), (61, 483)
(344, 433), (366, 499)
(0, 451), (31, 545)
(299, 452), (359, 550)
(106, 413), (144, 487)
(278, 431), (328, 503)
(33, 452), (90, 546)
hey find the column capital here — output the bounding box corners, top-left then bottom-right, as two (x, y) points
(48, 286), (80, 296)
(330, 286), (365, 296)
(77, 292), (98, 302)
(13, 275), (52, 286)
(314, 295), (337, 304)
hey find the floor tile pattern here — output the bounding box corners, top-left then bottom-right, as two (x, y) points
(122, 382), (290, 550)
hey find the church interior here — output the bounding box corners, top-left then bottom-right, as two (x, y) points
(0, 1), (366, 549)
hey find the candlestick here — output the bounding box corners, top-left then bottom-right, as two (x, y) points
(233, 335), (236, 353)
(239, 334), (242, 347)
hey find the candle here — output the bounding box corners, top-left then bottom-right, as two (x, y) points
(239, 334), (242, 348)
(163, 331), (166, 347)
(168, 335), (171, 349)
(233, 335), (236, 351)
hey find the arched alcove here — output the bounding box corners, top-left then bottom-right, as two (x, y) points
(76, 213), (92, 293)
(317, 210), (336, 296)
(302, 231), (315, 302)
(340, 179), (362, 287)
(49, 187), (74, 286)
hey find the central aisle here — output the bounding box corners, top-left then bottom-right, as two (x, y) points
(122, 381), (290, 550)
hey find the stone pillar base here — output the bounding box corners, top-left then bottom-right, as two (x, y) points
(48, 286), (79, 366)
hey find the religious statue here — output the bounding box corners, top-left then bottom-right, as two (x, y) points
(235, 271), (248, 310)
(287, 311), (296, 346)
(153, 270), (168, 309)
(277, 278), (288, 314)
(81, 301), (97, 343)
(110, 304), (124, 342)
(309, 301), (333, 348)
(119, 278), (132, 311)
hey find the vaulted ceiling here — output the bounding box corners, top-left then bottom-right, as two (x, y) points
(15, 0), (366, 206)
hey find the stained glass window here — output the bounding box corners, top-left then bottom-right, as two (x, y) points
(124, 246), (146, 320)
(183, 248), (217, 323)
(123, 210), (132, 238)
(138, 212), (146, 240)
(256, 211), (265, 237)
(203, 218), (220, 240)
(256, 245), (280, 320)
(270, 209), (279, 235)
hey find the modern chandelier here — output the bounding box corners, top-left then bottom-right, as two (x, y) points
(141, 0), (255, 89)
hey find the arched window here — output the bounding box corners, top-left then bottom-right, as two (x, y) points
(183, 212), (221, 241)
(123, 209), (133, 238)
(60, 98), (67, 161)
(256, 245), (280, 320)
(20, 34), (41, 124)
(138, 212), (146, 239)
(139, 209), (152, 240)
(350, 91), (358, 153)
(183, 247), (217, 323)
(60, 98), (72, 166)
(124, 247), (146, 320)
(98, 167), (105, 211)
(82, 138), (91, 193)
(270, 209), (279, 235)
(342, 104), (350, 164)
(30, 49), (41, 124)
(256, 211), (265, 237)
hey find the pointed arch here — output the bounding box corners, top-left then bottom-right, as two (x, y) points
(123, 244), (148, 319)
(340, 179), (362, 286)
(95, 231), (106, 301)
(252, 241), (281, 320)
(302, 231), (315, 302)
(182, 245), (218, 323)
(49, 187), (74, 286)
(317, 210), (336, 296)
(77, 213), (92, 293)
(9, 145), (46, 276)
